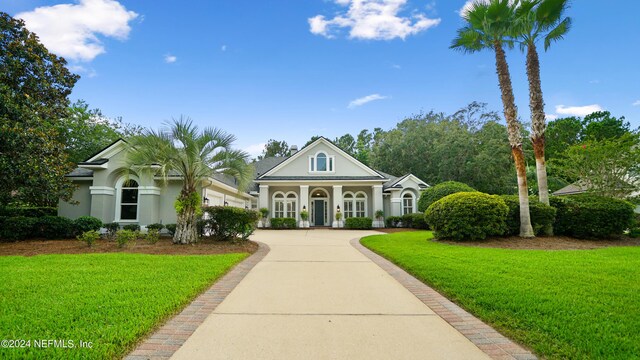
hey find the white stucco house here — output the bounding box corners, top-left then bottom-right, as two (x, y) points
(58, 137), (428, 228)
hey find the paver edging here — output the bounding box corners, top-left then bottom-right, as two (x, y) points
(350, 237), (537, 360)
(125, 241), (270, 360)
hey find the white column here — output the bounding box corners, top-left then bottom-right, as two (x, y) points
(258, 185), (269, 228)
(390, 189), (402, 217)
(299, 185), (309, 228)
(332, 185), (343, 228)
(372, 185), (384, 228)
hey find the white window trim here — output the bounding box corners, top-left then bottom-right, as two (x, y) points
(114, 175), (140, 223)
(401, 191), (416, 215)
(342, 191), (368, 218)
(308, 151), (336, 174)
(272, 191), (298, 219)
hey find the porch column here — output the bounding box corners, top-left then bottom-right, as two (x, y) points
(372, 185), (384, 228)
(332, 185), (343, 228)
(299, 185), (309, 228)
(258, 185), (269, 228)
(390, 189), (402, 217)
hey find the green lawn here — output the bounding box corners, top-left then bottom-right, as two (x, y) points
(361, 231), (640, 360)
(0, 253), (248, 360)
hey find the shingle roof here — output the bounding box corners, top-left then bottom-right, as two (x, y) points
(66, 168), (94, 177)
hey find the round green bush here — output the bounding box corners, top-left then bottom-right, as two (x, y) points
(550, 195), (635, 238)
(418, 181), (476, 212)
(425, 192), (508, 241)
(73, 216), (103, 235)
(500, 195), (556, 236)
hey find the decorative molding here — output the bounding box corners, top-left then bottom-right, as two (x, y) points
(138, 186), (161, 196)
(391, 198), (402, 203)
(89, 186), (115, 196)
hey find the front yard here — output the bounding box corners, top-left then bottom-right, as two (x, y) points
(0, 253), (248, 359)
(361, 231), (640, 360)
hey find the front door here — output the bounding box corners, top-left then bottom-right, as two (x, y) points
(314, 200), (324, 226)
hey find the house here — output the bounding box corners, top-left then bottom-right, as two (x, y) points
(58, 137), (428, 228)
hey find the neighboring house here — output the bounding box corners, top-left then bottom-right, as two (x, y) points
(59, 137), (429, 228)
(553, 182), (640, 213)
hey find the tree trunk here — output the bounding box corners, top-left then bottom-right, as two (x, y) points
(494, 41), (535, 238)
(526, 43), (550, 205)
(173, 191), (199, 244)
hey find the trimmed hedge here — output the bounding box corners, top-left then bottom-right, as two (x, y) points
(36, 216), (74, 239)
(418, 181), (475, 212)
(425, 192), (508, 241)
(270, 217), (297, 229)
(401, 213), (429, 229)
(200, 206), (259, 240)
(345, 217), (373, 230)
(73, 216), (103, 235)
(122, 224), (141, 232)
(385, 216), (402, 228)
(0, 217), (38, 241)
(0, 206), (56, 218)
(550, 195), (635, 238)
(146, 223), (165, 231)
(165, 224), (177, 236)
(500, 196), (556, 236)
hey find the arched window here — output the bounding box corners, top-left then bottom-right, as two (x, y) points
(343, 191), (367, 218)
(116, 177), (139, 221)
(273, 192), (297, 219)
(402, 192), (415, 215)
(309, 152), (335, 173)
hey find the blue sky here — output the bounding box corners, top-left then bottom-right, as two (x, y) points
(4, 0), (640, 156)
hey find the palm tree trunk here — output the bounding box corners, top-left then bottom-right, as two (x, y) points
(494, 41), (534, 238)
(173, 190), (199, 244)
(526, 42), (550, 206)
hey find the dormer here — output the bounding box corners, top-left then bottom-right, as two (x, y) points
(309, 151), (335, 173)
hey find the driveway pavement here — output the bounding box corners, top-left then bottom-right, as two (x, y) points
(170, 229), (489, 360)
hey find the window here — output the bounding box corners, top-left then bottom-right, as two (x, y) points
(343, 191), (367, 218)
(309, 152), (335, 172)
(402, 192), (415, 215)
(273, 192), (297, 218)
(116, 178), (139, 221)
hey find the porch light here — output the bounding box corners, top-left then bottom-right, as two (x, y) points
(203, 197), (209, 206)
(336, 205), (341, 212)
(224, 201), (229, 206)
(303, 205), (306, 210)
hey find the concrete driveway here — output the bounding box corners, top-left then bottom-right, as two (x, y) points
(171, 229), (489, 360)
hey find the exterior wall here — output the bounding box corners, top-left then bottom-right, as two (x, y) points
(58, 181), (92, 219)
(158, 182), (182, 225)
(204, 186), (249, 208)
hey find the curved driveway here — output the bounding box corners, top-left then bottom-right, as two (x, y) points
(171, 230), (489, 360)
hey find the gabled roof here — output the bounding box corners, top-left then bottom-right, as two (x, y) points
(85, 138), (127, 162)
(383, 173), (429, 191)
(257, 136), (386, 180)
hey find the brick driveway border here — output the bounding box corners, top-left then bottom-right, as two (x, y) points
(351, 237), (537, 360)
(125, 241), (270, 360)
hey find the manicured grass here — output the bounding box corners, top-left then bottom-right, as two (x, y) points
(0, 253), (248, 359)
(361, 231), (640, 360)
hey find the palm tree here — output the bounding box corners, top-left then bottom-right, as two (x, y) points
(451, 0), (534, 237)
(126, 117), (252, 244)
(513, 0), (571, 205)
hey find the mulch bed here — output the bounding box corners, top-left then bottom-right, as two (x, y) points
(0, 237), (258, 256)
(436, 235), (640, 250)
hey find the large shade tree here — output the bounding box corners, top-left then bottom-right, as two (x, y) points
(513, 0), (571, 205)
(126, 118), (253, 244)
(451, 0), (534, 237)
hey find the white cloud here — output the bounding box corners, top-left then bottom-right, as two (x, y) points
(68, 64), (97, 78)
(164, 54), (177, 63)
(244, 143), (266, 158)
(348, 94), (389, 108)
(16, 0), (138, 62)
(221, 45), (227, 52)
(633, 100), (640, 107)
(545, 114), (558, 121)
(309, 0), (440, 40)
(555, 104), (603, 117)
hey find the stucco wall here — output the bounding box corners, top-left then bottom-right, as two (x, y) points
(58, 181), (92, 219)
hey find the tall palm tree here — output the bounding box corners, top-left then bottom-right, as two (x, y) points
(451, 0), (534, 237)
(126, 117), (252, 244)
(513, 0), (571, 205)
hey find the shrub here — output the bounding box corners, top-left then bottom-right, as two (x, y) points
(115, 229), (137, 248)
(77, 230), (100, 248)
(200, 206), (259, 240)
(122, 224), (140, 232)
(425, 192), (508, 241)
(0, 206), (57, 217)
(418, 181), (476, 212)
(73, 216), (103, 235)
(103, 222), (119, 240)
(165, 224), (177, 236)
(345, 217), (373, 229)
(300, 210), (309, 221)
(385, 216), (402, 228)
(270, 217), (297, 229)
(550, 195), (635, 238)
(375, 210), (384, 220)
(36, 216), (74, 239)
(500, 196), (556, 236)
(335, 212), (342, 221)
(401, 213), (429, 229)
(259, 208), (269, 219)
(145, 229), (160, 244)
(0, 216), (38, 241)
(146, 223), (165, 231)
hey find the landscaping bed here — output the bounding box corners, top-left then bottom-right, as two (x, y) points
(0, 237), (258, 256)
(437, 235), (640, 250)
(361, 231), (640, 359)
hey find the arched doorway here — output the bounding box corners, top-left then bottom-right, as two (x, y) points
(310, 188), (329, 226)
